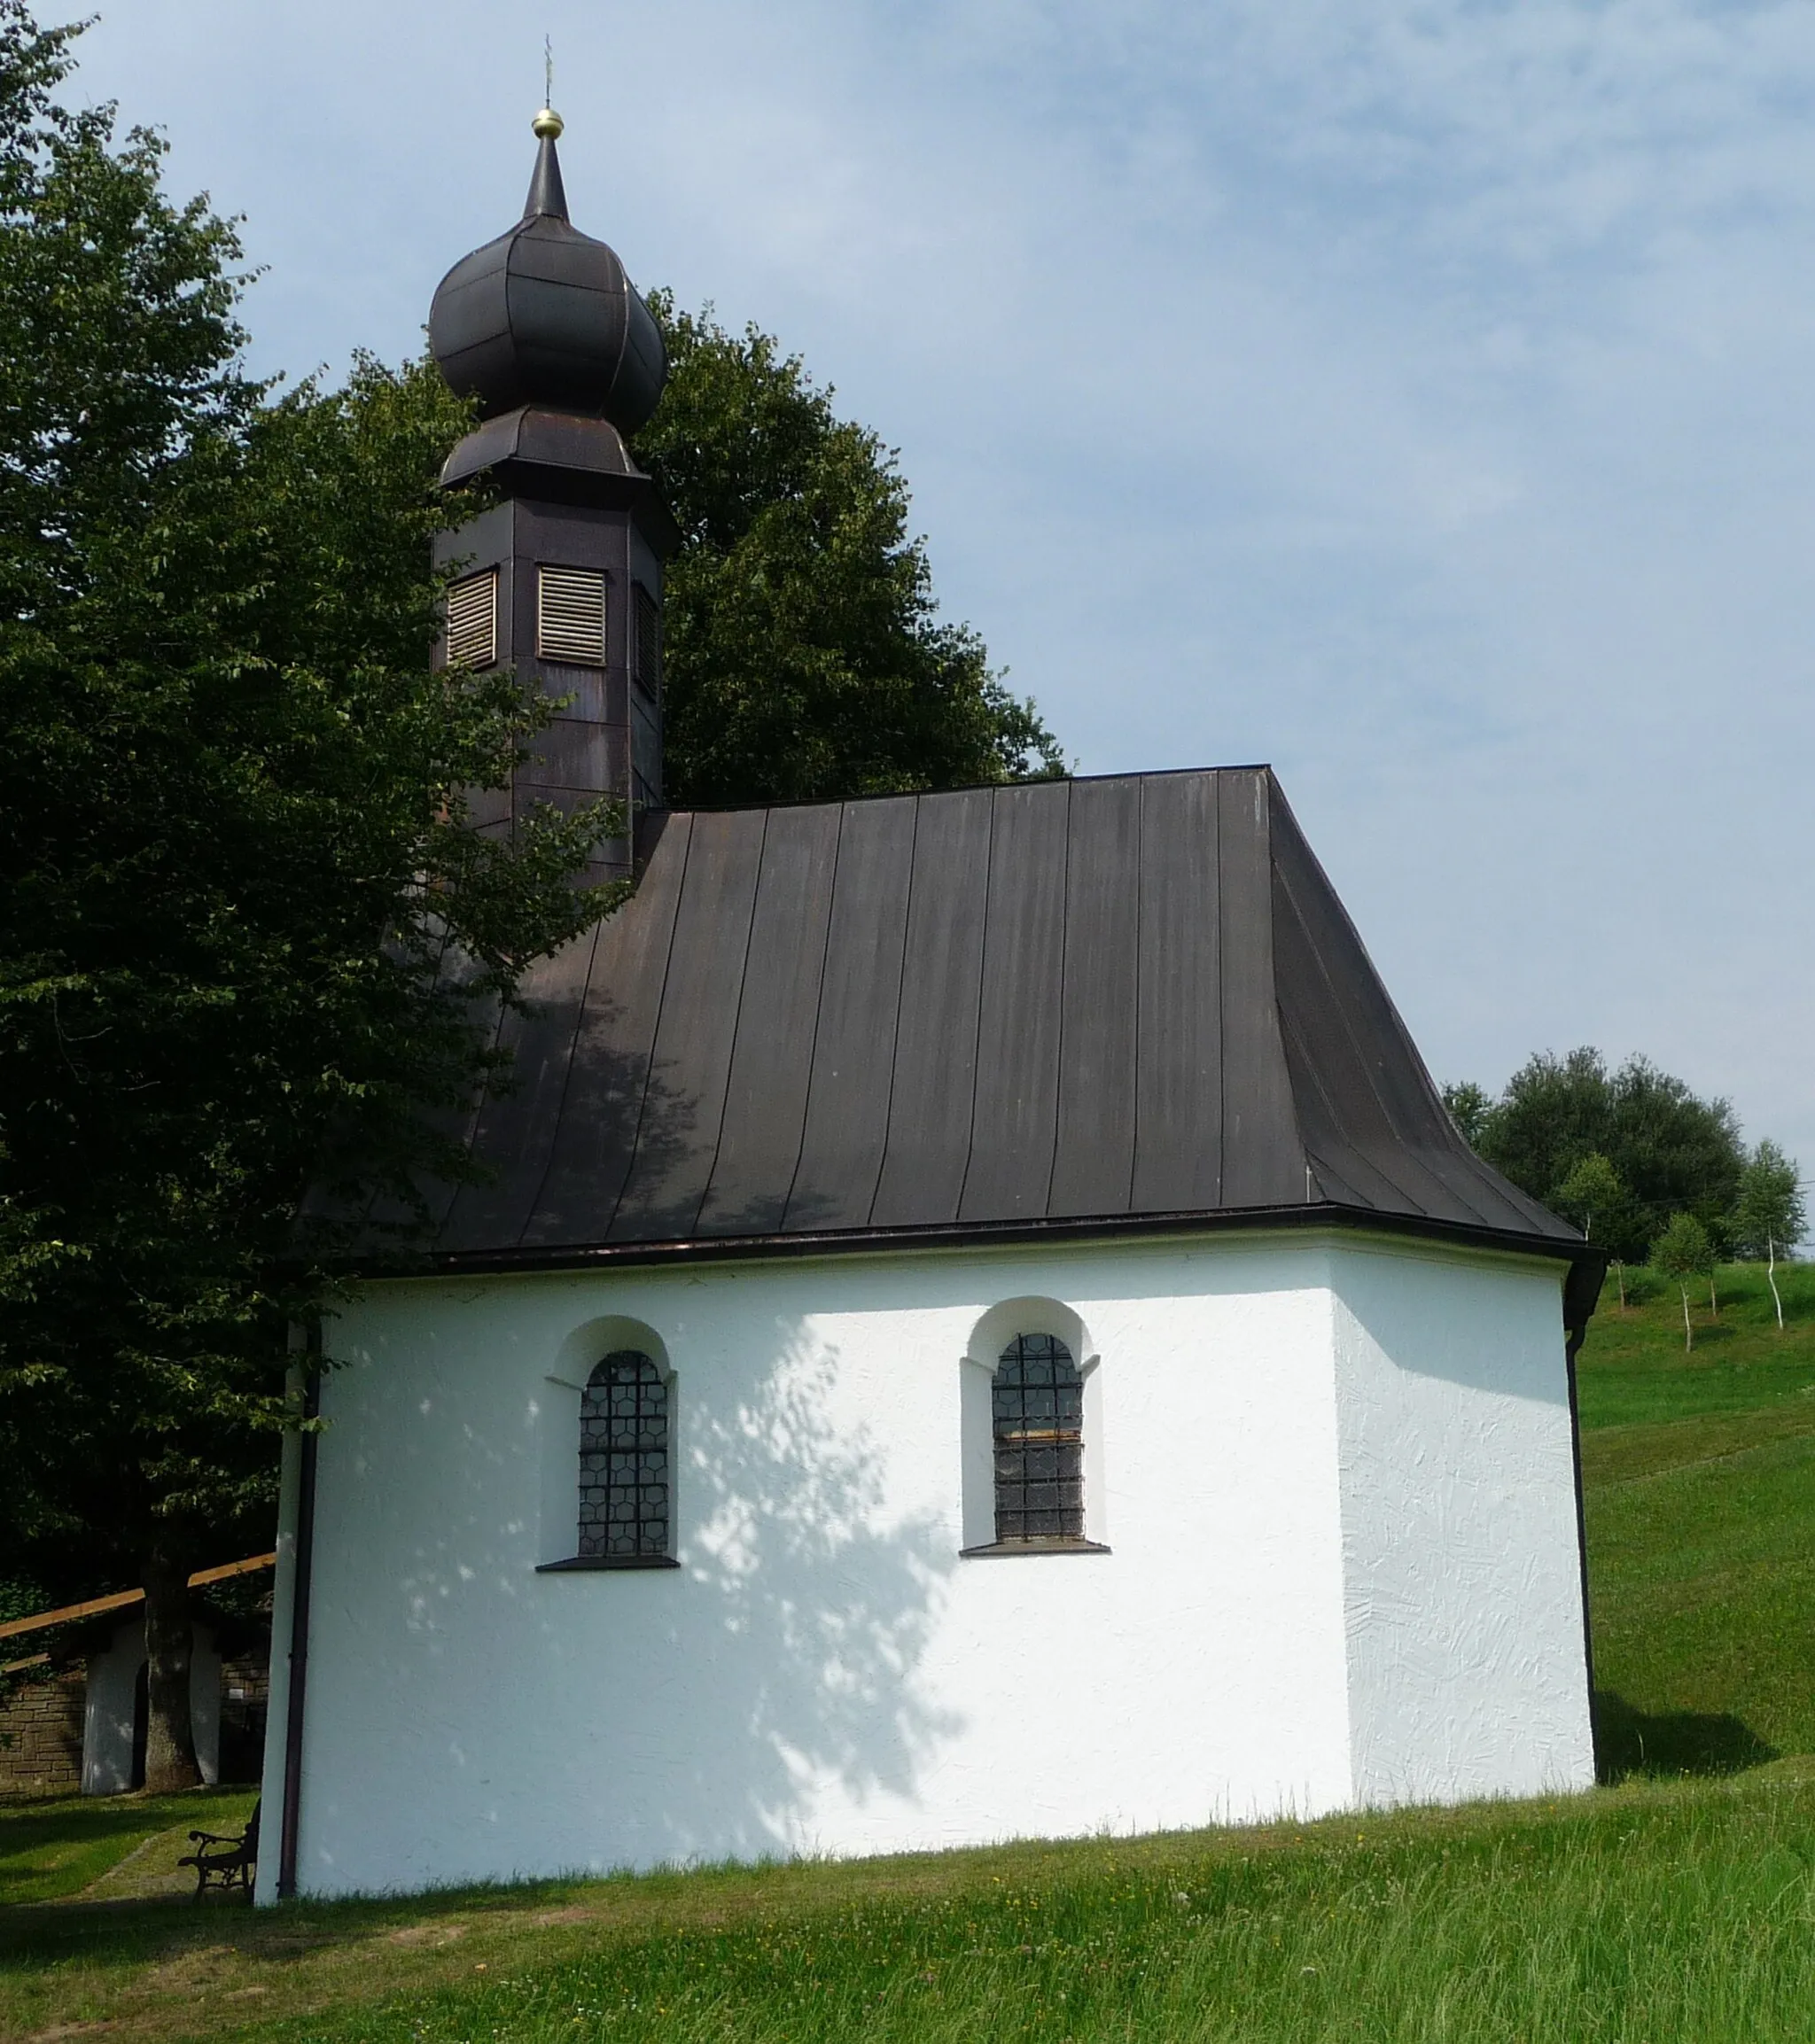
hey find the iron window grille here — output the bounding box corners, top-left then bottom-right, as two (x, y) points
(578, 1351), (670, 1560)
(538, 565), (608, 666)
(992, 1333), (1085, 1543)
(445, 569), (497, 668)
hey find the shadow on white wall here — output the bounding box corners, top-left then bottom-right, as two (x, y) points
(352, 1300), (968, 1875)
(666, 1318), (962, 1850)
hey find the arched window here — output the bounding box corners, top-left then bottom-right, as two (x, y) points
(578, 1351), (671, 1561)
(993, 1333), (1085, 1543)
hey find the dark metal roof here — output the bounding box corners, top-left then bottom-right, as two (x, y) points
(428, 132), (666, 433)
(403, 768), (1591, 1305)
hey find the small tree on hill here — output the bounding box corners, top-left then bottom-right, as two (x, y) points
(1734, 1140), (1805, 1332)
(1651, 1213), (1712, 1352)
(1553, 1152), (1629, 1308)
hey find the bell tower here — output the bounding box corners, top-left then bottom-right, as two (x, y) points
(428, 105), (675, 886)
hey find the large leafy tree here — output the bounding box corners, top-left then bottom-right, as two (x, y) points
(0, 10), (609, 1789)
(1449, 1048), (1745, 1264)
(0, 14), (1071, 1795)
(636, 296), (1064, 805)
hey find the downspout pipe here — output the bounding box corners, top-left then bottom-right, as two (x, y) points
(277, 1330), (322, 1900)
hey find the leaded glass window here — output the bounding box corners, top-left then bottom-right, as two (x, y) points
(578, 1351), (670, 1560)
(992, 1333), (1084, 1543)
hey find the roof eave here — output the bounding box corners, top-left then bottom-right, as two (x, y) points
(345, 1201), (1605, 1326)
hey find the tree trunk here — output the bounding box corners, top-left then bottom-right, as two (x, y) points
(142, 1540), (200, 1793)
(1680, 1283), (1693, 1352)
(1768, 1238), (1784, 1332)
(1615, 1261), (1627, 1311)
(1708, 1271), (1718, 1317)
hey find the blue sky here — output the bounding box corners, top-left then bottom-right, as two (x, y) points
(76, 1), (1815, 1189)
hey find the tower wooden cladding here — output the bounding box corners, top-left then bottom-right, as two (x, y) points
(428, 110), (675, 886)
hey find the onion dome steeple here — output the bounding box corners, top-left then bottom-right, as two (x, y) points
(428, 108), (678, 890)
(428, 107), (666, 431)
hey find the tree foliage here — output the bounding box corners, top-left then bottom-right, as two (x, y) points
(1441, 1080), (1492, 1148)
(1650, 1212), (1713, 1351)
(1448, 1048), (1746, 1263)
(1733, 1140), (1805, 1263)
(635, 295), (1065, 806)
(1551, 1152), (1626, 1246)
(1735, 1139), (1804, 1332)
(0, 8), (608, 1784)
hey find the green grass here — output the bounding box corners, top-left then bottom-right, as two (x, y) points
(1, 1772), (1813, 2042)
(1574, 1255), (1815, 1428)
(1578, 1260), (1815, 1777)
(0, 1785), (255, 1908)
(1, 1259), (1811, 2042)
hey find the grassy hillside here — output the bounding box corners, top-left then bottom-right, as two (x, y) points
(1579, 1258), (1815, 1777)
(1575, 1255), (1815, 1427)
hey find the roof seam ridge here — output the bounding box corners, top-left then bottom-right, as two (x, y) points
(354, 918), (465, 1250)
(1123, 776), (1145, 1216)
(862, 795), (922, 1229)
(602, 813), (697, 1241)
(1271, 777), (1487, 1199)
(1213, 774), (1228, 1206)
(434, 972), (516, 1248)
(1260, 773), (1318, 1209)
(1272, 857), (1443, 1223)
(777, 802), (849, 1231)
(952, 788), (999, 1221)
(1279, 835), (1505, 1228)
(1039, 779), (1075, 1218)
(514, 918), (605, 1248)
(688, 810), (772, 1240)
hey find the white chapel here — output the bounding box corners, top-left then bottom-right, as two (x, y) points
(255, 112), (1602, 1903)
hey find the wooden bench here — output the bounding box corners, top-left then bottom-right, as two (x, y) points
(178, 1799), (259, 1897)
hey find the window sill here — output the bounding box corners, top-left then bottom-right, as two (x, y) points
(535, 1555), (681, 1573)
(959, 1539), (1112, 1559)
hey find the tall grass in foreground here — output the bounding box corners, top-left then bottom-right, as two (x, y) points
(314, 1781), (1815, 2044)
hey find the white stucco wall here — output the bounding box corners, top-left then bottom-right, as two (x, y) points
(262, 1231), (1592, 1900)
(82, 1617), (222, 1796)
(1330, 1245), (1595, 1807)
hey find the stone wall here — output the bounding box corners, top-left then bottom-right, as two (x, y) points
(219, 1653), (270, 1785)
(1, 1641), (269, 1799)
(0, 1667), (84, 1799)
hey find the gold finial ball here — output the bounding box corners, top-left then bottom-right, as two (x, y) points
(533, 105), (565, 140)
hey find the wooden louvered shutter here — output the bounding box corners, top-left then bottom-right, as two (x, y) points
(537, 566), (607, 666)
(445, 570), (497, 668)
